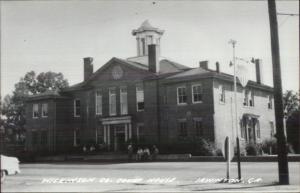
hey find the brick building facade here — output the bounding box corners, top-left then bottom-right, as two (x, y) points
(25, 21), (276, 153)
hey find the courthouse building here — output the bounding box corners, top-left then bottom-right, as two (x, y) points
(25, 21), (276, 152)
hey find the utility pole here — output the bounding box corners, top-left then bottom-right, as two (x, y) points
(229, 39), (241, 180)
(268, 0), (289, 185)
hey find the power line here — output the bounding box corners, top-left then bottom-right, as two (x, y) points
(277, 12), (299, 16)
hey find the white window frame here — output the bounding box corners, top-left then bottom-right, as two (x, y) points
(268, 95), (273, 109)
(192, 84), (203, 104)
(32, 104), (39, 118)
(74, 99), (81, 117)
(243, 89), (249, 106)
(243, 89), (254, 107)
(256, 120), (261, 139)
(95, 90), (102, 115)
(193, 117), (203, 136)
(249, 90), (254, 107)
(120, 86), (128, 115)
(109, 87), (117, 116)
(270, 121), (275, 137)
(41, 103), (48, 118)
(177, 86), (187, 105)
(219, 84), (225, 103)
(136, 84), (144, 112)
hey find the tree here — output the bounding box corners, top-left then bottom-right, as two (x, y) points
(1, 71), (69, 145)
(283, 90), (299, 119)
(283, 90), (300, 153)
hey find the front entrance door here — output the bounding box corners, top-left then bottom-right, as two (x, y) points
(248, 127), (255, 143)
(112, 124), (126, 152)
(115, 133), (125, 152)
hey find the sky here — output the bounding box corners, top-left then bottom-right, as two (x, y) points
(1, 0), (299, 97)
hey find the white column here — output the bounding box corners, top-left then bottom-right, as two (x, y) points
(129, 123), (132, 139)
(125, 124), (128, 141)
(103, 125), (107, 144)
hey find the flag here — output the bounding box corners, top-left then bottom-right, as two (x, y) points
(230, 57), (250, 87)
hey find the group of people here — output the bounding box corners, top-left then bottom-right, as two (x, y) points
(127, 144), (159, 162)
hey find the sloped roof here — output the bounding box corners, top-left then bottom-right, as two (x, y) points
(63, 57), (152, 92)
(26, 89), (69, 101)
(165, 67), (210, 79)
(159, 59), (191, 73)
(164, 66), (273, 91)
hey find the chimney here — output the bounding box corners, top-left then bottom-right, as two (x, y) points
(148, 44), (159, 73)
(199, 61), (208, 70)
(83, 57), (94, 81)
(215, 62), (220, 73)
(254, 59), (263, 84)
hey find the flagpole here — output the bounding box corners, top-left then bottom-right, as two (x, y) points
(229, 39), (242, 180)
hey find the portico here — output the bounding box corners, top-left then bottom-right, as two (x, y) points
(100, 116), (132, 151)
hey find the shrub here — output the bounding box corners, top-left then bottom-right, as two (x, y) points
(261, 138), (277, 155)
(159, 137), (221, 156)
(245, 142), (262, 156)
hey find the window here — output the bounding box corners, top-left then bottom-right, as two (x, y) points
(32, 131), (38, 145)
(256, 121), (260, 139)
(33, 104), (39, 118)
(178, 120), (187, 137)
(243, 89), (254, 107)
(240, 119), (246, 139)
(243, 90), (249, 106)
(147, 35), (153, 44)
(177, 87), (187, 104)
(95, 90), (102, 115)
(136, 84), (144, 111)
(192, 84), (203, 103)
(249, 91), (254, 106)
(120, 87), (128, 115)
(270, 121), (275, 137)
(74, 99), (81, 117)
(219, 85), (225, 103)
(136, 124), (144, 140)
(109, 88), (117, 116)
(41, 131), (48, 146)
(41, 103), (48, 117)
(194, 119), (203, 136)
(268, 95), (273, 109)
